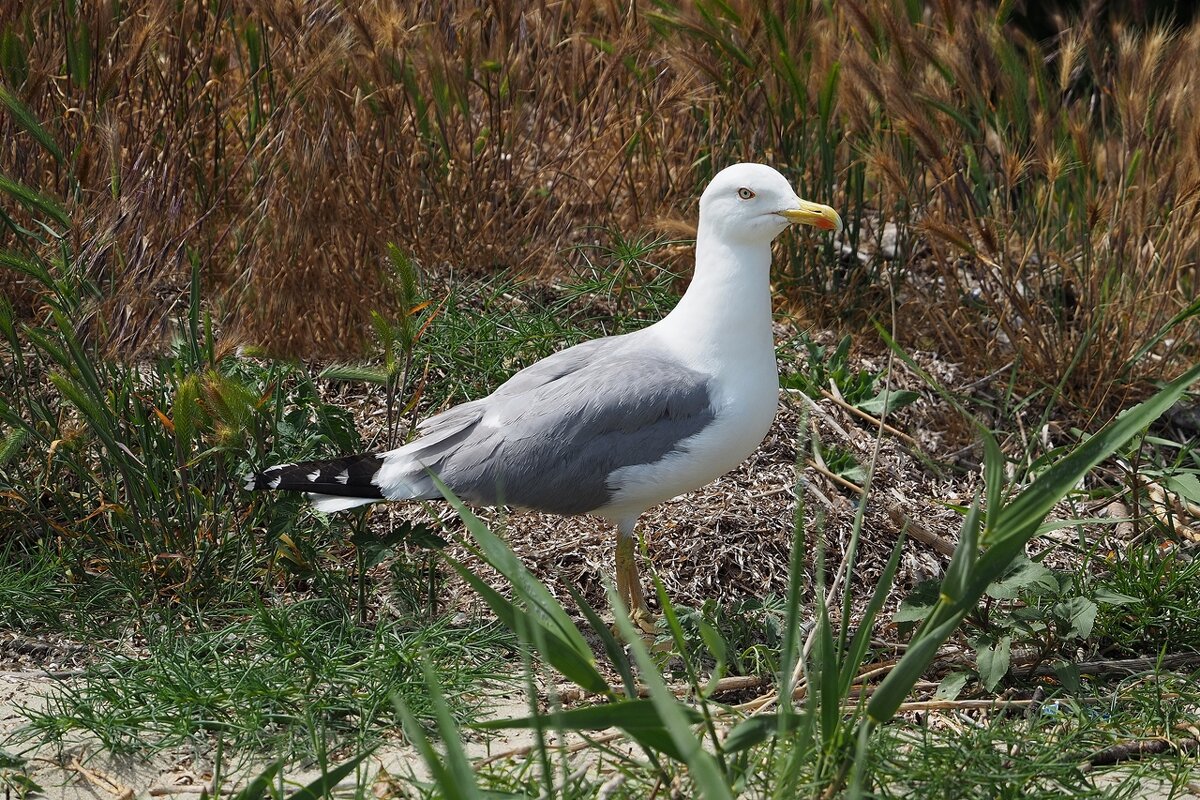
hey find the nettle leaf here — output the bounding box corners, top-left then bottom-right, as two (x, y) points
(1054, 661), (1082, 694)
(1055, 596), (1098, 639)
(975, 635), (1012, 692)
(893, 579), (941, 625)
(934, 671), (970, 700)
(1164, 472), (1200, 505)
(856, 388), (920, 416)
(984, 555), (1055, 600)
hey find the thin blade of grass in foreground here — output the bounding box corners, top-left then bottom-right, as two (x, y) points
(392, 661), (482, 800)
(0, 83), (65, 163)
(867, 362), (1200, 725)
(431, 475), (595, 661)
(284, 750), (373, 800)
(610, 591), (736, 800)
(476, 698), (702, 763)
(442, 554), (610, 695)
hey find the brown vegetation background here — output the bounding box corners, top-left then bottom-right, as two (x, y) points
(2, 0), (1197, 416)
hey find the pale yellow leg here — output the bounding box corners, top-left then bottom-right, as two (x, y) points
(615, 524), (657, 634)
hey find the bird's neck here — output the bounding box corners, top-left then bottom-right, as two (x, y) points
(656, 233), (776, 366)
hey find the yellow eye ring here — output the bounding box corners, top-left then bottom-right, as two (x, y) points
(737, 188), (755, 200)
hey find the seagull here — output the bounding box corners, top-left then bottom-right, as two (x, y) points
(245, 163), (841, 629)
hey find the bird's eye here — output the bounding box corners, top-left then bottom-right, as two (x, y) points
(737, 188), (755, 200)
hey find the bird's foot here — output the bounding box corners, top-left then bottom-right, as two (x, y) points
(609, 604), (663, 650)
(630, 605), (659, 635)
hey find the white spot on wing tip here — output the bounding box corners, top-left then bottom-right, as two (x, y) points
(306, 470), (321, 482)
(269, 475), (282, 489)
(242, 474), (256, 491)
(335, 469), (349, 484)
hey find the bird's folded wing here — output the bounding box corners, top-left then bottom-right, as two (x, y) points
(382, 337), (715, 515)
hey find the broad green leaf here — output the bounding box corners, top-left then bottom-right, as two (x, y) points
(892, 579), (941, 625)
(1094, 588), (1140, 606)
(1164, 472), (1200, 505)
(1055, 596), (1097, 639)
(855, 388), (919, 416)
(1054, 661), (1081, 694)
(934, 671), (970, 700)
(984, 555), (1054, 600)
(976, 635), (1012, 692)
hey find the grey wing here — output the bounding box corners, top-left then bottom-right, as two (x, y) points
(420, 340), (715, 514)
(406, 336), (618, 450)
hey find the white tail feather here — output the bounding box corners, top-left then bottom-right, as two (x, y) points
(307, 494), (378, 513)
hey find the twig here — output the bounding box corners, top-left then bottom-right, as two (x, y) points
(890, 698), (1036, 713)
(1011, 652), (1200, 678)
(886, 502), (957, 557)
(555, 674), (769, 703)
(1080, 737), (1200, 773)
(477, 729), (626, 766)
(817, 387), (919, 446)
(148, 786), (216, 797)
(68, 758), (134, 800)
(805, 459), (863, 495)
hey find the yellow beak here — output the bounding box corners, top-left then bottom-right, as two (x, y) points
(779, 201), (843, 235)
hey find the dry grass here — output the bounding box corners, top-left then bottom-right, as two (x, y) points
(2, 0), (1197, 416)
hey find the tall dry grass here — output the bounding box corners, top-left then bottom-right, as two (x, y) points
(1, 0), (1197, 415)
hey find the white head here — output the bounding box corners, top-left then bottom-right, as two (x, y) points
(698, 163), (842, 246)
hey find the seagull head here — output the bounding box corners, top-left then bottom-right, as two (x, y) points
(699, 163), (842, 245)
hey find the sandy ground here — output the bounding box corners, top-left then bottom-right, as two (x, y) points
(1, 670), (546, 798)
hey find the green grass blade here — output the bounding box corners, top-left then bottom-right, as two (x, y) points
(0, 83), (65, 163)
(866, 613), (961, 723)
(227, 758), (281, 800)
(392, 664), (482, 800)
(840, 530), (906, 694)
(476, 697), (701, 731)
(989, 363), (1200, 557)
(0, 249), (53, 285)
(318, 364), (390, 384)
(983, 429), (1004, 538)
(1120, 296), (1200, 378)
(433, 474), (596, 663)
(444, 556), (610, 694)
(611, 590), (734, 800)
(0, 174), (69, 229)
(564, 581), (637, 697)
(286, 750), (373, 800)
